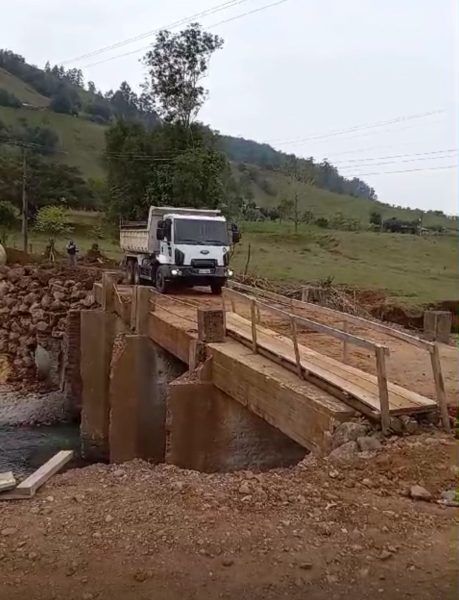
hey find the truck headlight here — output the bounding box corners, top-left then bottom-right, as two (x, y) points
(227, 269), (234, 277)
(171, 269), (179, 276)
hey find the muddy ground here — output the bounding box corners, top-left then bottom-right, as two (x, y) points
(0, 434), (457, 600)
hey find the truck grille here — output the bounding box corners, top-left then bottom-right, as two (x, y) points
(191, 259), (217, 269)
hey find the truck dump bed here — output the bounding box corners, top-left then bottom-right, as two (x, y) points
(120, 206), (223, 255)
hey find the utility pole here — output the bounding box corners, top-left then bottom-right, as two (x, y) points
(21, 148), (28, 253)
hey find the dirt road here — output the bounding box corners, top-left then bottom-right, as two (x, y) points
(0, 434), (457, 600)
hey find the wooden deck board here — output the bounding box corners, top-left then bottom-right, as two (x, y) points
(226, 313), (436, 415)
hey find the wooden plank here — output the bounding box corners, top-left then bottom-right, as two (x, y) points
(226, 313), (436, 415)
(209, 341), (353, 452)
(101, 272), (116, 312)
(225, 287), (389, 355)
(430, 343), (451, 432)
(229, 280), (433, 352)
(228, 313), (434, 412)
(0, 451), (73, 500)
(375, 346), (391, 435)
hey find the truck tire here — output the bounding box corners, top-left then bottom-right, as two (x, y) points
(134, 262), (141, 285)
(126, 260), (135, 285)
(155, 266), (169, 294)
(210, 281), (223, 295)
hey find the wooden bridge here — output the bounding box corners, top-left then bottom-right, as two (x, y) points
(80, 272), (446, 471)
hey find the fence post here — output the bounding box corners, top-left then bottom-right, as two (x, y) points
(430, 343), (451, 432)
(375, 346), (390, 435)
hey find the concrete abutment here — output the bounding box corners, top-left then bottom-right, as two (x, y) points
(78, 296), (308, 471)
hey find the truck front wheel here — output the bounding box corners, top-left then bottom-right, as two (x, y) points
(155, 267), (170, 294)
(210, 281), (224, 295)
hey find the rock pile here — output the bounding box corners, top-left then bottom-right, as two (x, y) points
(0, 264), (99, 386)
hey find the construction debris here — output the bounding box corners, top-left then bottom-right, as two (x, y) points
(0, 471), (16, 492)
(0, 450), (73, 500)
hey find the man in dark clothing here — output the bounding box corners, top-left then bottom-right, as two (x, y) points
(66, 240), (78, 267)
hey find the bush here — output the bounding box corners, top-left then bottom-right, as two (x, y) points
(315, 217), (329, 229)
(0, 88), (21, 108)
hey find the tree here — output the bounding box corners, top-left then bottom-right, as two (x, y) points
(105, 120), (231, 219)
(35, 206), (70, 239)
(0, 200), (18, 243)
(369, 210), (382, 228)
(87, 81), (96, 94)
(143, 24), (223, 127)
(278, 197), (294, 223)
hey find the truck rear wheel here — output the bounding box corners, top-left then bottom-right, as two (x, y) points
(155, 267), (169, 294)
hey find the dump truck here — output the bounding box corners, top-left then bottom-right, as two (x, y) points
(120, 206), (240, 294)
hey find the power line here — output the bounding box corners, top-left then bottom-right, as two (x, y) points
(347, 164), (457, 178)
(59, 0), (253, 65)
(267, 109), (447, 147)
(81, 0), (290, 69)
(332, 148), (458, 167)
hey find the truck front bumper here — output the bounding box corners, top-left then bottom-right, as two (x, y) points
(163, 265), (233, 281)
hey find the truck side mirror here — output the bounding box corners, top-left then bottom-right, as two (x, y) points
(156, 221), (164, 241)
(231, 225), (241, 244)
(164, 219), (172, 242)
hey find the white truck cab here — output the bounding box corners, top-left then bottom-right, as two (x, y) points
(120, 206), (240, 294)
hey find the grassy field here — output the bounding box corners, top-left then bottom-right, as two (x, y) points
(5, 212), (458, 306)
(231, 222), (458, 305)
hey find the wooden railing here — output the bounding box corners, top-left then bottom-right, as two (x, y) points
(222, 286), (451, 434)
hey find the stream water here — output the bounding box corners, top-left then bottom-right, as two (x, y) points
(0, 425), (81, 478)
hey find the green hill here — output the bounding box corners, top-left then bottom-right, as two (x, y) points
(0, 105), (107, 179)
(0, 67), (49, 107)
(0, 62), (455, 230)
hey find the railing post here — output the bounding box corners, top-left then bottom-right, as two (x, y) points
(290, 316), (303, 378)
(375, 346), (391, 435)
(430, 343), (451, 432)
(342, 320), (349, 363)
(250, 299), (258, 353)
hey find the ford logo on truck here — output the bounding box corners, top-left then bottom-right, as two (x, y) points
(200, 250), (210, 255)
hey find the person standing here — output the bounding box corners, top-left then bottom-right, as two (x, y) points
(66, 240), (78, 267)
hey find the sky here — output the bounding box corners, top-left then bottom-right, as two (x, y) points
(1, 0), (457, 213)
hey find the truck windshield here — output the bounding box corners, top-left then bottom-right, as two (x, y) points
(174, 219), (228, 246)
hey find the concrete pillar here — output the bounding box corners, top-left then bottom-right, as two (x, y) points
(109, 336), (185, 464)
(62, 310), (82, 420)
(168, 379), (306, 472)
(197, 308), (225, 343)
(424, 310), (452, 343)
(80, 310), (115, 462)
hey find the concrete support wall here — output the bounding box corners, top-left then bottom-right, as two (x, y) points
(62, 310), (81, 419)
(168, 379), (306, 472)
(109, 336), (186, 464)
(80, 310), (115, 462)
